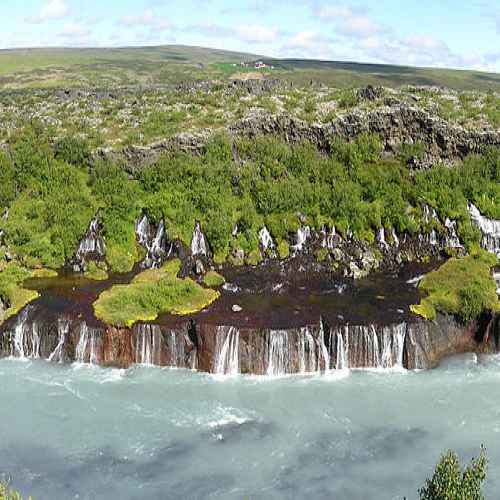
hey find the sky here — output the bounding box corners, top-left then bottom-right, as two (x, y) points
(1, 0), (500, 72)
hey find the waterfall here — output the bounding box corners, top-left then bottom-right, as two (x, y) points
(48, 319), (69, 363)
(9, 308), (39, 359)
(321, 225), (336, 249)
(335, 328), (349, 370)
(259, 227), (275, 255)
(377, 228), (388, 248)
(77, 218), (106, 260)
(191, 221), (208, 256)
(318, 323), (331, 371)
(135, 324), (162, 365)
(444, 218), (462, 249)
(494, 272), (500, 296)
(292, 226), (311, 254)
(298, 327), (317, 373)
(381, 324), (406, 368)
(75, 323), (101, 364)
(429, 229), (438, 246)
(267, 330), (289, 376)
(391, 228), (400, 246)
(468, 203), (500, 257)
(214, 326), (240, 375)
(136, 215), (171, 269)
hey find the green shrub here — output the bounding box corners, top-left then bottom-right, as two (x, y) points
(54, 136), (91, 166)
(0, 480), (30, 500)
(203, 271), (225, 287)
(419, 447), (487, 500)
(411, 250), (500, 322)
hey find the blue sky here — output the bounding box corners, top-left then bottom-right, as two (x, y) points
(1, 0), (500, 72)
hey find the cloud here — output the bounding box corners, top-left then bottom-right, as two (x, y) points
(183, 22), (279, 44)
(29, 0), (70, 23)
(234, 25), (279, 43)
(315, 5), (388, 38)
(118, 9), (173, 30)
(59, 21), (90, 38)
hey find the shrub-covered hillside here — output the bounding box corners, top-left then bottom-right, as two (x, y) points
(0, 123), (499, 273)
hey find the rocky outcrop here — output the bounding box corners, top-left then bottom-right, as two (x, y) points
(97, 105), (499, 172)
(1, 304), (497, 374)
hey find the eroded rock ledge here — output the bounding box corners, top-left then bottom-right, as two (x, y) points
(1, 305), (498, 374)
(97, 105), (500, 172)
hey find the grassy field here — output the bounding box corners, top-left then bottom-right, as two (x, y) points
(0, 45), (499, 91)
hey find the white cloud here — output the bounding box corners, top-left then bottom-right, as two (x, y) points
(59, 21), (90, 38)
(29, 0), (70, 23)
(234, 25), (279, 43)
(315, 5), (387, 38)
(118, 9), (173, 30)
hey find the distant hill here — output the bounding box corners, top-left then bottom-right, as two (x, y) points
(0, 44), (499, 91)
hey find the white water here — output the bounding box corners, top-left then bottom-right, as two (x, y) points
(135, 324), (162, 365)
(321, 225), (336, 249)
(75, 323), (101, 364)
(469, 203), (500, 257)
(135, 215), (171, 268)
(77, 218), (106, 259)
(214, 326), (240, 375)
(190, 221), (208, 256)
(258, 226), (275, 255)
(267, 330), (289, 376)
(292, 226), (311, 253)
(3, 355), (500, 499)
(48, 319), (69, 363)
(9, 308), (39, 359)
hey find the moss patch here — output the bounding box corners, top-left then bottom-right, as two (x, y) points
(411, 250), (500, 323)
(31, 268), (58, 278)
(0, 263), (40, 324)
(203, 271), (225, 287)
(277, 240), (290, 259)
(84, 261), (109, 281)
(93, 259), (220, 327)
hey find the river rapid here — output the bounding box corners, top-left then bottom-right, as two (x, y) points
(1, 355), (499, 500)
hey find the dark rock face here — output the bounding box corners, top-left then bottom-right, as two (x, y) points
(97, 105), (500, 172)
(1, 305), (497, 374)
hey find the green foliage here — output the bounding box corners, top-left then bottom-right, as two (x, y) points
(90, 161), (141, 272)
(411, 250), (500, 322)
(93, 259), (220, 327)
(0, 262), (39, 323)
(277, 240), (290, 259)
(1, 123), (499, 276)
(203, 270), (225, 287)
(419, 447), (487, 500)
(0, 480), (30, 500)
(54, 136), (91, 166)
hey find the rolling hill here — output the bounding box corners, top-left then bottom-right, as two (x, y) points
(0, 44), (499, 91)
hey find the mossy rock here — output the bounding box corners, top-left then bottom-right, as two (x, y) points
(32, 268), (58, 278)
(245, 250), (262, 266)
(315, 247), (329, 263)
(411, 250), (500, 323)
(84, 262), (109, 281)
(203, 271), (225, 287)
(277, 240), (290, 260)
(93, 259), (220, 327)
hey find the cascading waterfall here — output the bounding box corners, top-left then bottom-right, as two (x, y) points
(77, 218), (106, 260)
(267, 330), (289, 376)
(318, 323), (331, 371)
(444, 218), (462, 249)
(292, 226), (311, 254)
(135, 324), (163, 365)
(9, 308), (39, 359)
(381, 324), (406, 368)
(75, 323), (101, 364)
(377, 228), (388, 248)
(214, 326), (240, 375)
(191, 221), (208, 256)
(468, 203), (500, 257)
(335, 328), (349, 370)
(259, 226), (275, 256)
(297, 327), (317, 373)
(48, 319), (69, 363)
(136, 215), (171, 269)
(321, 225), (336, 249)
